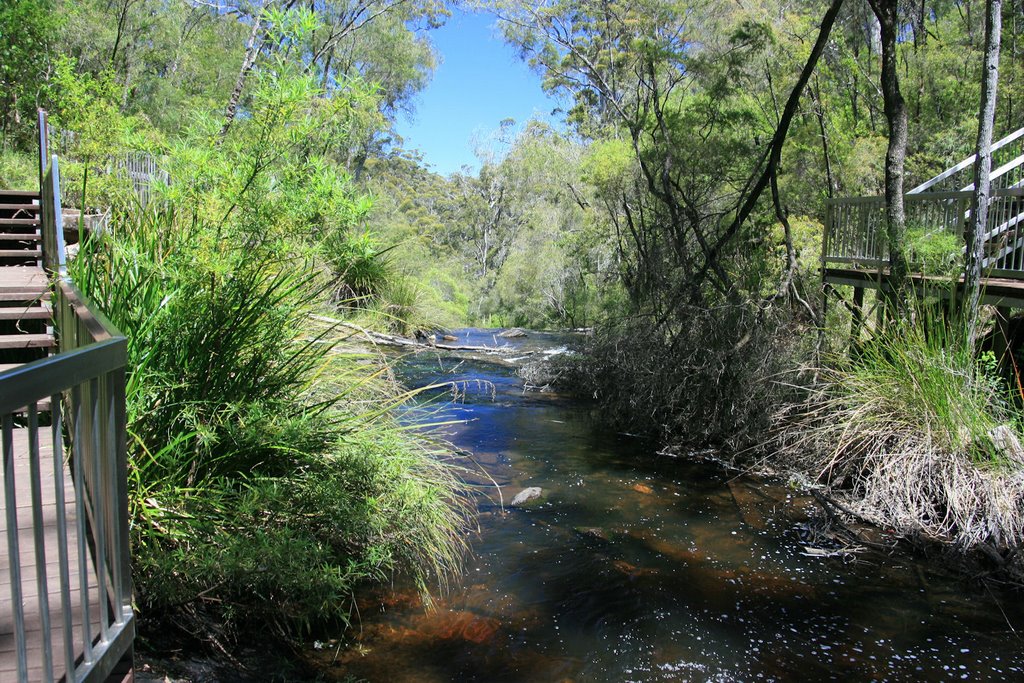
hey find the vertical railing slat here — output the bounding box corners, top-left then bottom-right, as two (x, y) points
(51, 395), (76, 681)
(90, 376), (111, 645)
(27, 404), (54, 683)
(72, 383), (94, 668)
(3, 414), (29, 681)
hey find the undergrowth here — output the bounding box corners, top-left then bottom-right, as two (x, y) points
(72, 205), (472, 642)
(777, 313), (1024, 549)
(555, 304), (796, 450)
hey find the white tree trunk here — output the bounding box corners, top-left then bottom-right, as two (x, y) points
(965, 0), (1003, 345)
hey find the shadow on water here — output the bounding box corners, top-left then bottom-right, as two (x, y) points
(310, 329), (1024, 682)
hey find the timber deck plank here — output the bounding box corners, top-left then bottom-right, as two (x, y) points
(0, 428), (105, 682)
(823, 266), (1024, 308)
(0, 268), (47, 293)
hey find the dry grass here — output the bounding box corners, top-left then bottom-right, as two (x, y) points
(776, 318), (1024, 550)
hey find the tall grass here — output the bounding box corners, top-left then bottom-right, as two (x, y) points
(778, 312), (1024, 549)
(71, 205), (471, 638)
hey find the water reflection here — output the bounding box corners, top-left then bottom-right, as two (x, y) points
(312, 329), (1024, 682)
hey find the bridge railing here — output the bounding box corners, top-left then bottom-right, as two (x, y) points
(0, 114), (133, 682)
(909, 127), (1024, 194)
(824, 188), (1024, 278)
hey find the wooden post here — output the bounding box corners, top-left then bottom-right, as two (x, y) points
(851, 286), (865, 349)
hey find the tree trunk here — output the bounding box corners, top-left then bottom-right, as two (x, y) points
(965, 0), (1003, 346)
(219, 3), (268, 141)
(694, 0), (846, 290)
(868, 0), (911, 312)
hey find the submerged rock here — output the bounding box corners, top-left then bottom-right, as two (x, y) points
(430, 611), (502, 645)
(498, 328), (528, 338)
(574, 526), (609, 542)
(510, 487), (543, 506)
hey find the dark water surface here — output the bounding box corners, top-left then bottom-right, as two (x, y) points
(311, 329), (1024, 682)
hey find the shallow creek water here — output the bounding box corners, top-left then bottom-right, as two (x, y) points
(311, 329), (1024, 682)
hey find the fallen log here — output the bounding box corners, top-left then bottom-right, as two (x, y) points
(309, 315), (521, 355)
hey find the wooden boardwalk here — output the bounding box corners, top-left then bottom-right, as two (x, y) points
(1, 428), (104, 682)
(0, 267), (47, 292)
(824, 266), (1024, 309)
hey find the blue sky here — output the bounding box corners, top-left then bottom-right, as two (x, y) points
(393, 9), (564, 176)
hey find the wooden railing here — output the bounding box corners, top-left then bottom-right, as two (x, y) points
(909, 127), (1024, 194)
(45, 121), (169, 208)
(824, 188), (1024, 277)
(0, 111), (133, 682)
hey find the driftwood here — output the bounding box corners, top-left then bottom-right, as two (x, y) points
(309, 315), (521, 355)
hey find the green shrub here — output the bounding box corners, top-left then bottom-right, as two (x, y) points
(0, 149), (36, 189)
(72, 204), (471, 639)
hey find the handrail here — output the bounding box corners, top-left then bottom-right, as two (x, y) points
(0, 114), (134, 682)
(41, 154), (67, 277)
(909, 127), (1024, 194)
(37, 109), (50, 193)
(823, 187), (1024, 274)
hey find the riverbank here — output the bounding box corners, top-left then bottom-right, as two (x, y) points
(303, 330), (1024, 681)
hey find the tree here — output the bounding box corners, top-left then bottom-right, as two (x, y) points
(866, 0), (910, 310)
(220, 0), (270, 140)
(964, 0), (1003, 345)
(0, 0), (60, 144)
(497, 0), (845, 317)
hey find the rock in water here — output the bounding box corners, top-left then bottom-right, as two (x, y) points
(498, 328), (528, 338)
(510, 487), (542, 506)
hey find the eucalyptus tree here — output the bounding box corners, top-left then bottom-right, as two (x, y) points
(0, 0), (60, 144)
(965, 0), (1003, 345)
(866, 0), (910, 307)
(493, 0), (846, 320)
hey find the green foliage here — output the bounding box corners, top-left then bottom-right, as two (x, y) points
(907, 225), (961, 279)
(60, 35), (471, 639)
(322, 230), (393, 302)
(0, 149), (36, 189)
(73, 197), (470, 638)
(0, 0), (61, 145)
(782, 312), (1024, 548)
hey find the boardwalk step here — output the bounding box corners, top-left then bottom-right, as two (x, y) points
(0, 290), (47, 302)
(0, 250), (41, 258)
(0, 307), (50, 321)
(0, 234), (41, 241)
(0, 190), (40, 198)
(0, 218), (40, 227)
(0, 203), (39, 212)
(0, 334), (53, 349)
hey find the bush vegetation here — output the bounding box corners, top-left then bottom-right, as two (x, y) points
(777, 313), (1024, 549)
(71, 199), (471, 640)
(49, 11), (473, 644)
(557, 305), (799, 451)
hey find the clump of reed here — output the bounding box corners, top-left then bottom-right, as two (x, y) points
(777, 313), (1024, 549)
(71, 204), (472, 639)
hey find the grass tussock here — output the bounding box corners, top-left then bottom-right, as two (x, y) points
(777, 317), (1024, 549)
(72, 205), (472, 640)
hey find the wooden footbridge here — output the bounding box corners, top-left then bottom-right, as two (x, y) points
(823, 127), (1024, 319)
(0, 112), (133, 681)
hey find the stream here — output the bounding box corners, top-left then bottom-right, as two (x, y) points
(310, 329), (1024, 682)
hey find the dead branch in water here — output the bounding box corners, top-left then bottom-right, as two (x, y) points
(308, 315), (523, 355)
